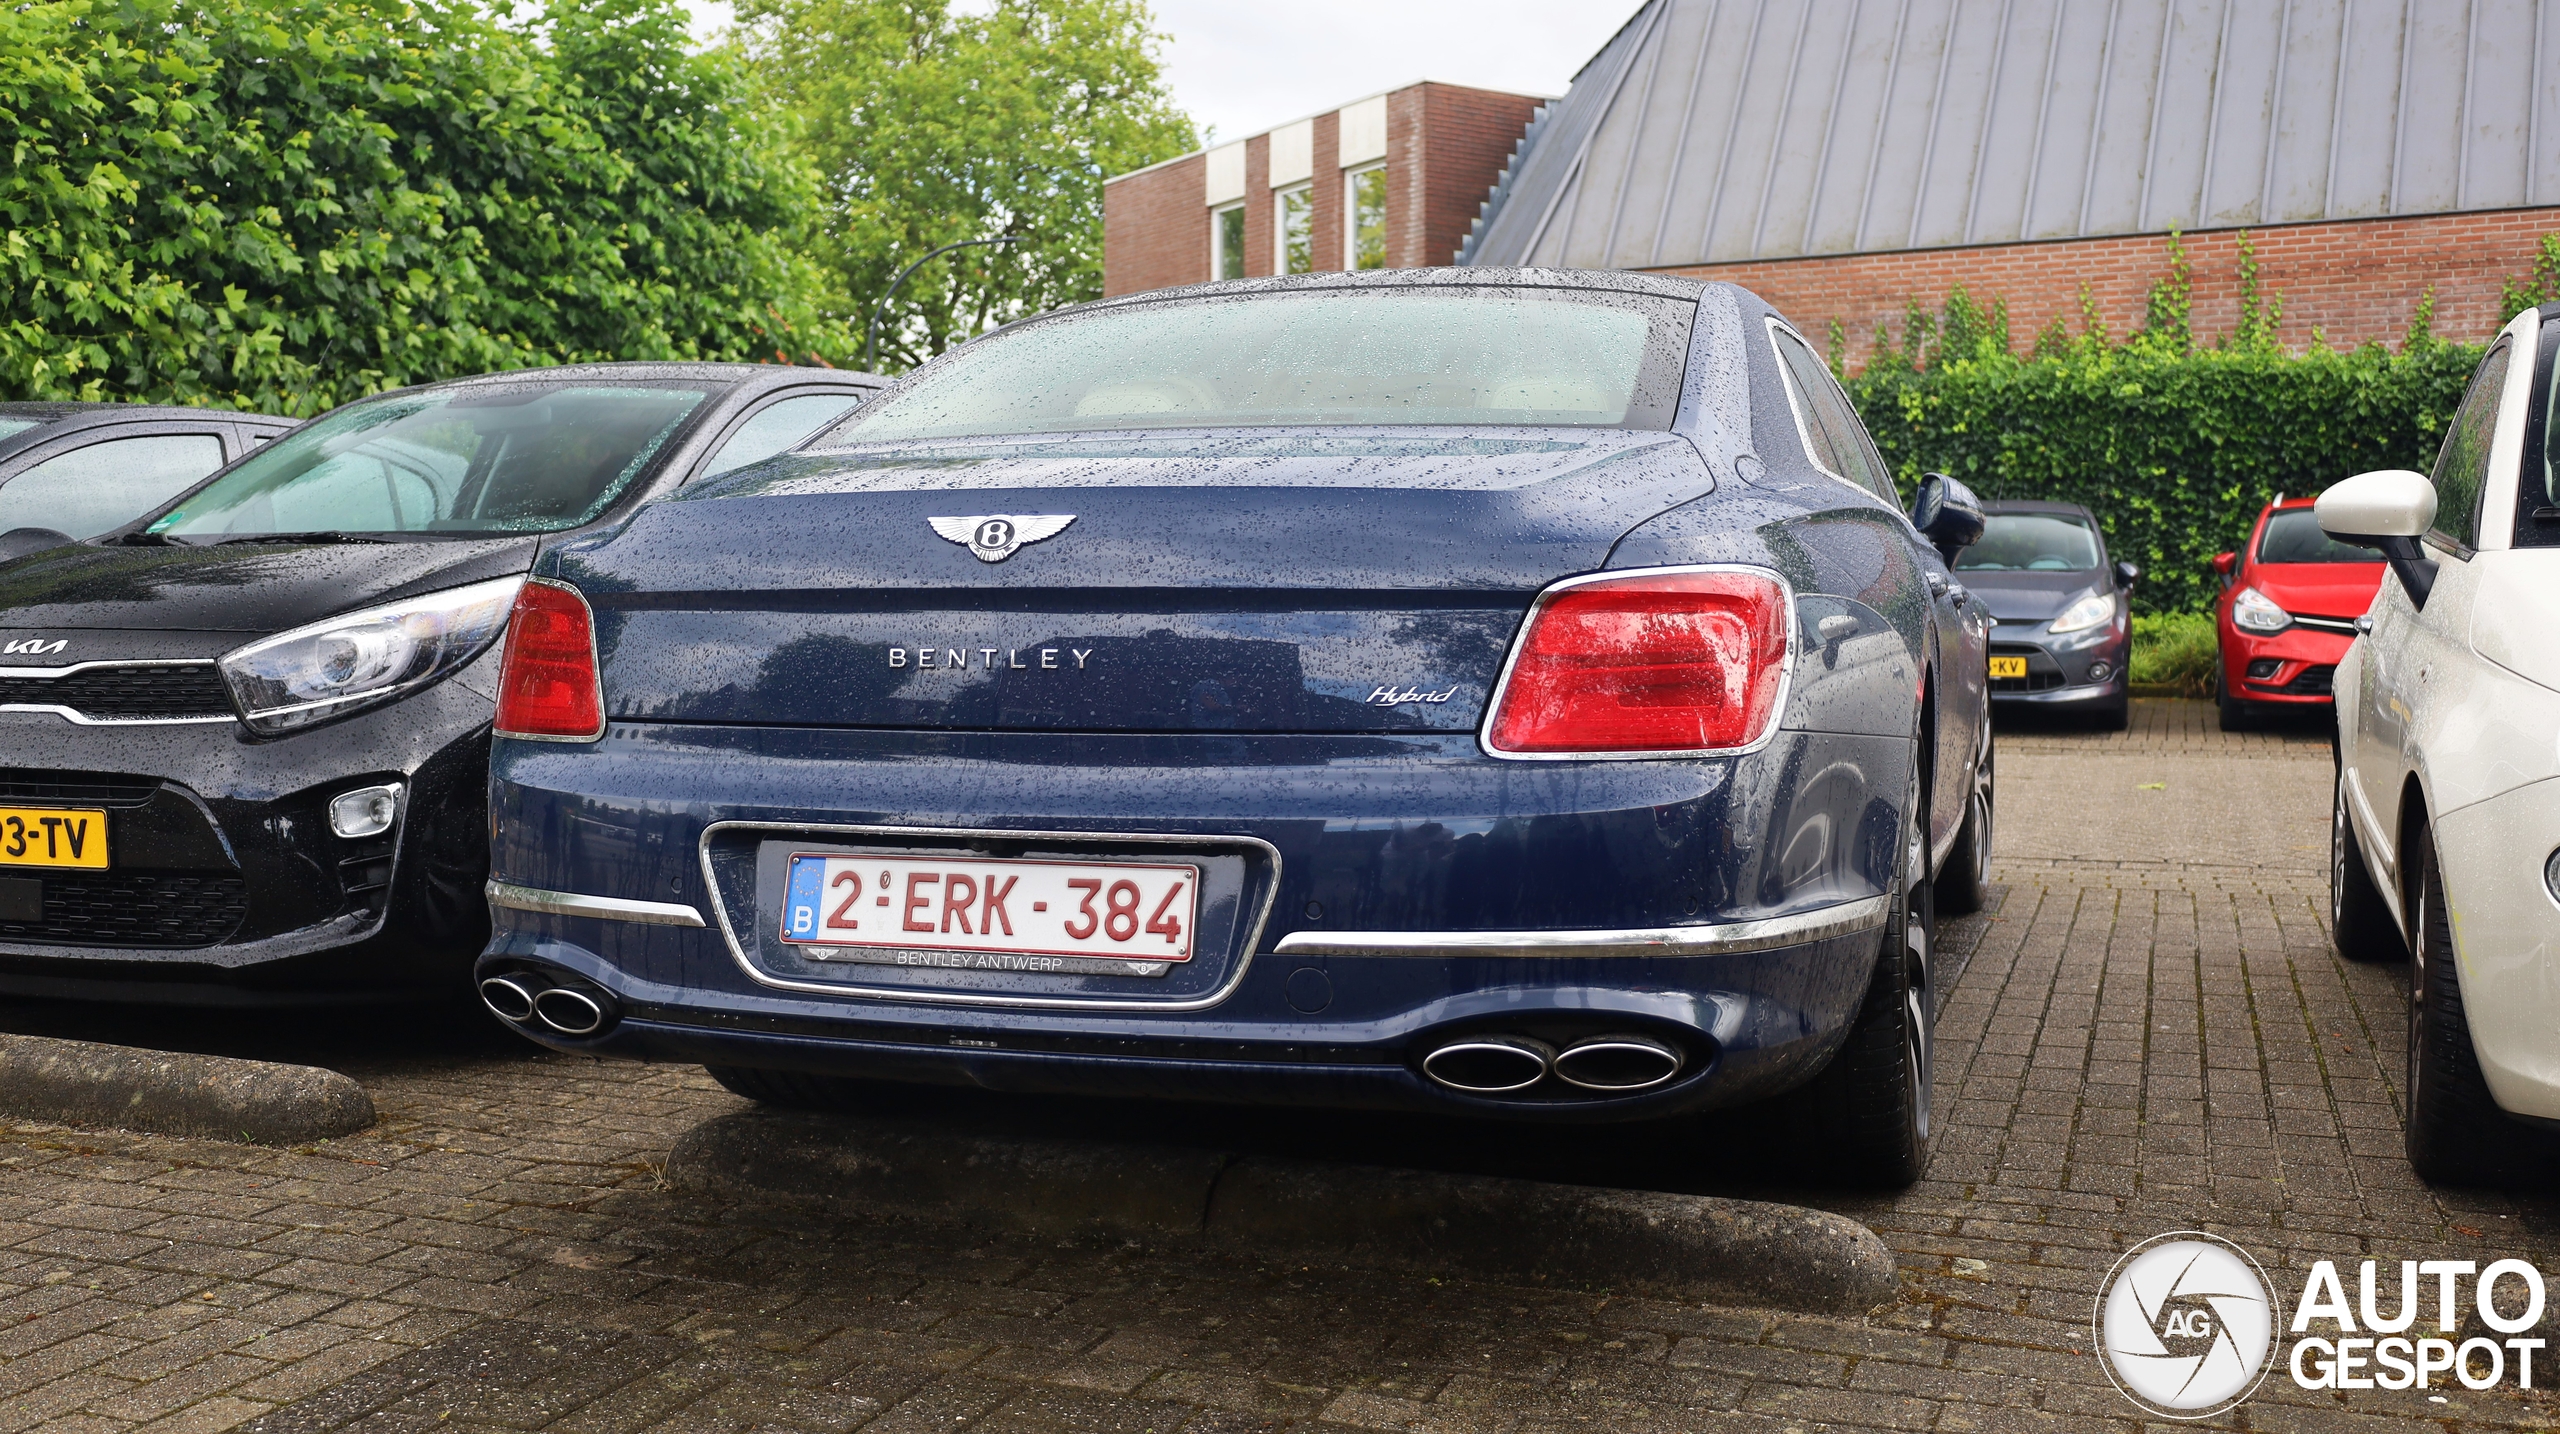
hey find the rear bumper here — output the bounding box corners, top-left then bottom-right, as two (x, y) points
(479, 911), (1885, 1121)
(483, 721), (1917, 1117)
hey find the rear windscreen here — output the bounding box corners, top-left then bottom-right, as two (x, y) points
(147, 383), (716, 540)
(821, 287), (1697, 441)
(1955, 514), (2101, 571)
(2258, 508), (2379, 564)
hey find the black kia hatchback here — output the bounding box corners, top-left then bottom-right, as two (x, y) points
(0, 362), (882, 1004)
(0, 402), (297, 550)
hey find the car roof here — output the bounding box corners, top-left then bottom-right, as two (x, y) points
(0, 401), (293, 426)
(1069, 265), (1709, 317)
(1980, 499), (2097, 517)
(430, 361), (884, 391)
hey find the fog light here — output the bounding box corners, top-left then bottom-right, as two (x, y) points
(329, 783), (402, 839)
(2087, 661), (2112, 681)
(2246, 658), (2282, 680)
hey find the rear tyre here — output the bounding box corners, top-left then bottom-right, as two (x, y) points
(2404, 835), (2524, 1185)
(2329, 767), (2403, 963)
(1933, 733), (1993, 915)
(1786, 772), (1934, 1188)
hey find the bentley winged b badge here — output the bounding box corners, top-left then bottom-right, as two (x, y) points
(929, 514), (1077, 563)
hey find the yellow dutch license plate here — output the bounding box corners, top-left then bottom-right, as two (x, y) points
(1987, 656), (2029, 679)
(0, 807), (108, 869)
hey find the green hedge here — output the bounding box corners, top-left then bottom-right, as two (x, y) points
(0, 0), (843, 416)
(1836, 242), (2485, 615)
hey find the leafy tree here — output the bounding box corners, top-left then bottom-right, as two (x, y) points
(730, 0), (1194, 371)
(0, 0), (844, 415)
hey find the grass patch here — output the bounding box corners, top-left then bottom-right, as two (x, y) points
(2130, 610), (2218, 696)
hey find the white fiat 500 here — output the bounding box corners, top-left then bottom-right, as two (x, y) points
(2320, 301), (2560, 1184)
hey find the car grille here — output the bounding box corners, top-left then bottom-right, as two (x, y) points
(0, 870), (250, 948)
(0, 664), (235, 721)
(0, 769), (162, 806)
(1988, 644), (2067, 693)
(2279, 664), (2336, 696)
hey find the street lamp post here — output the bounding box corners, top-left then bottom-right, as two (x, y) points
(865, 235), (1029, 372)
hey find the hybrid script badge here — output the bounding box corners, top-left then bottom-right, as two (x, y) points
(2095, 1231), (2281, 1417)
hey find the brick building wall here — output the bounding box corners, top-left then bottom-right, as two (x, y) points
(1100, 154), (1206, 300)
(1414, 85), (1543, 268)
(1105, 81), (1547, 296)
(1660, 207), (2560, 366)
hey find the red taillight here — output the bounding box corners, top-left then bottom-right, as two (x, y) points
(493, 580), (604, 740)
(1485, 568), (1791, 756)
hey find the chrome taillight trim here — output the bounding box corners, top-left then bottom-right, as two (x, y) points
(1476, 562), (1798, 762)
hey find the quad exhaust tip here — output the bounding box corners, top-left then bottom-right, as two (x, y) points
(478, 976), (538, 1023)
(1552, 1034), (1684, 1092)
(1420, 1035), (1555, 1094)
(1420, 1032), (1686, 1095)
(480, 971), (618, 1038)
(531, 986), (610, 1037)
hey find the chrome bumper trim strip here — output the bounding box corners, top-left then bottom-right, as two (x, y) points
(486, 881), (706, 928)
(1271, 895), (1891, 960)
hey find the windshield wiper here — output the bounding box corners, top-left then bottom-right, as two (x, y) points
(214, 532), (393, 546)
(111, 531), (190, 546)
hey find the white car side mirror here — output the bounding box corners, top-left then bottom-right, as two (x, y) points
(2316, 469), (2436, 539)
(2316, 469), (2440, 608)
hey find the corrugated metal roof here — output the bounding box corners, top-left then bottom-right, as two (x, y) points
(1462, 0), (2560, 269)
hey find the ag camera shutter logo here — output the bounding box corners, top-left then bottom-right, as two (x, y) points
(2095, 1231), (2281, 1417)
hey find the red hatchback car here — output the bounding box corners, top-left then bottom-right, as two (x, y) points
(2211, 496), (2386, 729)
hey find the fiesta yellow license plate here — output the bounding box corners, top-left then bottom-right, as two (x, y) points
(1987, 656), (2029, 679)
(0, 807), (108, 869)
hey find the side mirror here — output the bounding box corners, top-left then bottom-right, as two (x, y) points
(1908, 471), (1986, 564)
(2114, 559), (2140, 588)
(2317, 469), (2439, 607)
(2211, 552), (2235, 576)
(0, 527), (74, 562)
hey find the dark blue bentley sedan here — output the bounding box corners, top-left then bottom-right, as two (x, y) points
(477, 270), (1993, 1185)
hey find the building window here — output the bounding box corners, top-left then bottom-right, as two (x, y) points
(1276, 185), (1314, 274)
(1212, 203), (1244, 280)
(1346, 166), (1386, 270)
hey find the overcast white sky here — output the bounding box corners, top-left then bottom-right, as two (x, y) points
(682, 2), (1645, 146)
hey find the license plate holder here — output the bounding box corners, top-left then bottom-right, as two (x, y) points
(778, 851), (1200, 976)
(1987, 656), (2029, 679)
(0, 807), (107, 870)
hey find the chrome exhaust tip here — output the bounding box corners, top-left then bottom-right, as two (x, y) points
(479, 976), (539, 1024)
(1552, 1033), (1684, 1092)
(532, 986), (611, 1037)
(1421, 1035), (1554, 1094)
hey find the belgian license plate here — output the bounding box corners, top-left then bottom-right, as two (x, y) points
(1987, 656), (2029, 679)
(0, 807), (106, 870)
(779, 853), (1199, 968)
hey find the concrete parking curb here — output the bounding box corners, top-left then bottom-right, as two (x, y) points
(0, 1033), (376, 1145)
(668, 1109), (1896, 1315)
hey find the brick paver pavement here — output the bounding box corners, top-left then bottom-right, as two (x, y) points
(2, 699), (2556, 1432)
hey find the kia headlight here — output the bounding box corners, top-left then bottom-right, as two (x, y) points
(2048, 590), (2118, 635)
(220, 576), (524, 733)
(2230, 585), (2292, 635)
